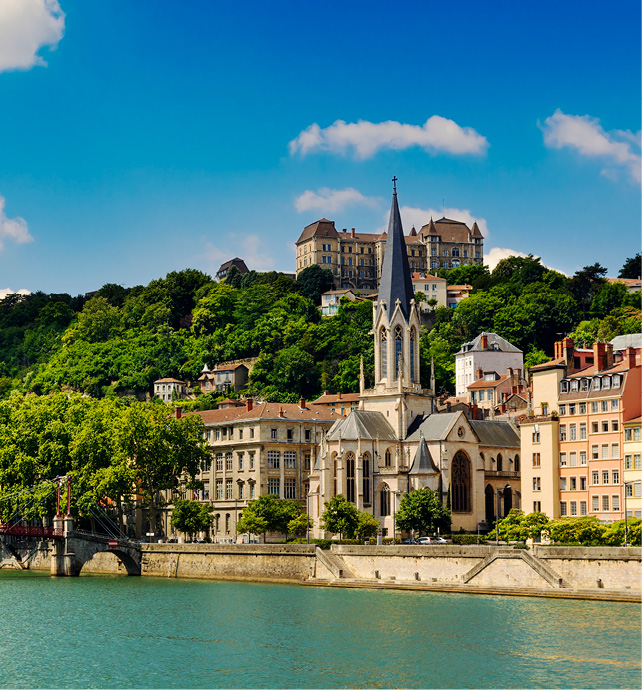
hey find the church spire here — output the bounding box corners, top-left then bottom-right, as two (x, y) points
(377, 178), (414, 320)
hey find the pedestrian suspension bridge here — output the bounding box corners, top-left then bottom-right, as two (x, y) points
(0, 477), (141, 576)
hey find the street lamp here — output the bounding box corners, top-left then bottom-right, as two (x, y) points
(306, 490), (320, 544)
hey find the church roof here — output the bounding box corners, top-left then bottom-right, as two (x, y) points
(377, 184), (414, 320)
(326, 410), (397, 441)
(406, 412), (462, 442)
(408, 437), (440, 474)
(469, 420), (520, 448)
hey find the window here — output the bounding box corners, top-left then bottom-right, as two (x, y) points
(268, 451), (280, 469)
(249, 453), (255, 470)
(284, 451), (296, 469)
(592, 378), (600, 391)
(226, 479), (233, 499)
(591, 445), (599, 460)
(570, 380), (579, 393)
(569, 424), (576, 440)
(559, 453), (569, 467)
(601, 444), (609, 459)
(601, 421), (609, 433)
(238, 453), (243, 470)
(216, 453), (223, 472)
(570, 452), (577, 467)
(533, 477), (541, 492)
(384, 448), (392, 467)
(363, 453), (371, 502)
(580, 423), (587, 440)
(625, 455), (632, 470)
(580, 476), (587, 490)
(570, 476), (577, 490)
(569, 403), (576, 415)
(451, 452), (472, 512)
(591, 422), (598, 434)
(611, 443), (619, 458)
(346, 452), (355, 502)
(602, 401), (608, 412)
(284, 478), (296, 500)
(602, 377), (610, 391)
(580, 501), (587, 516)
(267, 478), (280, 496)
(612, 375), (621, 389)
(570, 501), (577, 516)
(592, 471), (599, 484)
(602, 470), (609, 485)
(250, 482), (255, 498)
(215, 428), (221, 440)
(625, 483), (633, 497)
(559, 405), (566, 416)
(580, 451), (587, 466)
(532, 430), (540, 443)
(250, 428), (255, 439)
(380, 327), (388, 379)
(560, 382), (569, 394)
(591, 402), (598, 413)
(636, 454), (641, 470)
(271, 428), (277, 440)
(602, 495), (610, 512)
(226, 453), (233, 471)
(533, 501), (542, 512)
(216, 479), (223, 500)
(580, 380), (589, 392)
(611, 399), (618, 411)
(579, 402), (587, 413)
(239, 429), (243, 440)
(560, 502), (567, 516)
(287, 428), (293, 441)
(304, 453), (311, 471)
(612, 470), (619, 485)
(611, 420), (619, 432)
(592, 496), (599, 512)
(238, 483), (243, 499)
(304, 429), (311, 442)
(625, 428), (632, 441)
(560, 477), (567, 491)
(532, 453), (541, 468)
(559, 425), (567, 441)
(612, 495), (620, 512)
(380, 484), (390, 516)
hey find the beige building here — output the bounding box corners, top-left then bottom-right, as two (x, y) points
(295, 216), (484, 291)
(308, 186), (519, 536)
(178, 399), (342, 542)
(411, 272), (447, 311)
(198, 363), (249, 394)
(623, 416), (642, 519)
(154, 377), (187, 402)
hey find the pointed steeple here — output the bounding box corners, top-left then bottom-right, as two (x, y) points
(377, 179), (414, 320)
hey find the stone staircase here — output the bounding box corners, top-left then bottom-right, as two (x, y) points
(462, 548), (564, 588)
(315, 547), (354, 579)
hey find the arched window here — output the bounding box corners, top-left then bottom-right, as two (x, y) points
(331, 452), (338, 496)
(451, 451), (471, 513)
(484, 484), (495, 525)
(346, 452), (355, 503)
(410, 327), (416, 381)
(380, 327), (388, 379)
(394, 325), (403, 378)
(384, 448), (392, 467)
(380, 484), (390, 516)
(514, 454), (520, 472)
(503, 486), (512, 516)
(496, 453), (503, 472)
(362, 452), (371, 504)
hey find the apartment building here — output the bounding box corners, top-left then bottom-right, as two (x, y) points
(177, 399), (342, 542)
(623, 416), (642, 518)
(295, 216), (483, 290)
(521, 339), (641, 520)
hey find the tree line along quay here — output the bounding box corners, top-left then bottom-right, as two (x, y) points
(0, 188), (639, 549)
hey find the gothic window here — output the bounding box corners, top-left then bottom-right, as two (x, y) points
(380, 327), (388, 379)
(451, 451), (471, 513)
(380, 483), (390, 516)
(384, 448), (392, 467)
(503, 486), (512, 516)
(346, 452), (355, 503)
(410, 327), (416, 381)
(514, 454), (520, 472)
(496, 453), (503, 472)
(394, 325), (403, 378)
(362, 452), (371, 503)
(331, 452), (338, 496)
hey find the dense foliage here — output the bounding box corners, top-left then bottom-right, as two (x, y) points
(0, 254), (637, 402)
(395, 488), (451, 535)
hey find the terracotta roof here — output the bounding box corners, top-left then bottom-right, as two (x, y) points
(447, 284), (473, 291)
(608, 277), (641, 288)
(624, 415), (642, 424)
(312, 392), (360, 405)
(213, 363), (247, 371)
(529, 357), (565, 372)
(154, 378), (186, 384)
(411, 272), (446, 282)
(296, 219), (338, 243)
(193, 402), (343, 425)
(566, 360), (631, 378)
(467, 374), (508, 390)
(218, 398), (244, 406)
(418, 217), (478, 244)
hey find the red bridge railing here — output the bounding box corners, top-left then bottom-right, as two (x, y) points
(0, 525), (64, 539)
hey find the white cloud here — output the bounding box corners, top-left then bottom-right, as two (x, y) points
(289, 116), (488, 159)
(0, 288), (31, 300)
(541, 109), (641, 183)
(483, 247), (529, 271)
(294, 187), (381, 214)
(377, 205), (489, 238)
(0, 194), (34, 249)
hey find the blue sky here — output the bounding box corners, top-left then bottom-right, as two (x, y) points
(0, 0), (639, 295)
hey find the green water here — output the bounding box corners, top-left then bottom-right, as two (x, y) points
(0, 571), (639, 689)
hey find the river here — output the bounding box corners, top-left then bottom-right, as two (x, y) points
(0, 571), (639, 688)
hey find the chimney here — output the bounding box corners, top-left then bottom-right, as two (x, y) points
(278, 405), (285, 418)
(299, 397), (306, 409)
(562, 337), (575, 374)
(174, 406), (182, 419)
(624, 346), (637, 369)
(605, 342), (614, 369)
(342, 228), (347, 233)
(246, 398), (253, 412)
(351, 228), (356, 238)
(554, 340), (561, 359)
(594, 341), (607, 372)
(480, 334), (489, 350)
(338, 391), (342, 399)
(506, 367), (513, 379)
(476, 368), (483, 380)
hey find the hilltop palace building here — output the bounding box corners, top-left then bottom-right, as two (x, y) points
(308, 183), (520, 536)
(295, 214), (484, 291)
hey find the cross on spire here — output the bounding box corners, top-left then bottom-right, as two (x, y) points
(392, 175), (398, 192)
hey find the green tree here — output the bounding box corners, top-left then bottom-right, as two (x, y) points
(236, 495), (303, 540)
(570, 263), (608, 320)
(618, 253), (641, 279)
(524, 348), (550, 368)
(320, 495), (359, 541)
(170, 499), (213, 538)
(494, 509), (550, 542)
(546, 516), (607, 545)
(395, 488), (451, 536)
(72, 296), (121, 343)
(354, 511), (380, 541)
(296, 264), (335, 304)
(288, 512), (313, 537)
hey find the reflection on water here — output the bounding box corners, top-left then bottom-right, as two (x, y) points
(0, 571), (639, 688)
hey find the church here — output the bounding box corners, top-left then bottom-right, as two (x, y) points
(308, 182), (521, 536)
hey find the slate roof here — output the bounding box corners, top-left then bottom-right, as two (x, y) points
(418, 217), (480, 243)
(325, 410), (397, 441)
(611, 333), (642, 350)
(409, 437), (439, 474)
(456, 332), (522, 355)
(296, 219), (338, 243)
(406, 412), (462, 442)
(377, 186), (414, 320)
(469, 420), (520, 448)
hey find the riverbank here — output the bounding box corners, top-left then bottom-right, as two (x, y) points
(3, 540), (640, 601)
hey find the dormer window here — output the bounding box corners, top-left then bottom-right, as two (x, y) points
(612, 375), (621, 389)
(580, 379), (589, 392)
(570, 380), (579, 392)
(560, 381), (569, 393)
(602, 377), (610, 390)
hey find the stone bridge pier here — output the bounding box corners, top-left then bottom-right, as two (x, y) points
(51, 532), (142, 577)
